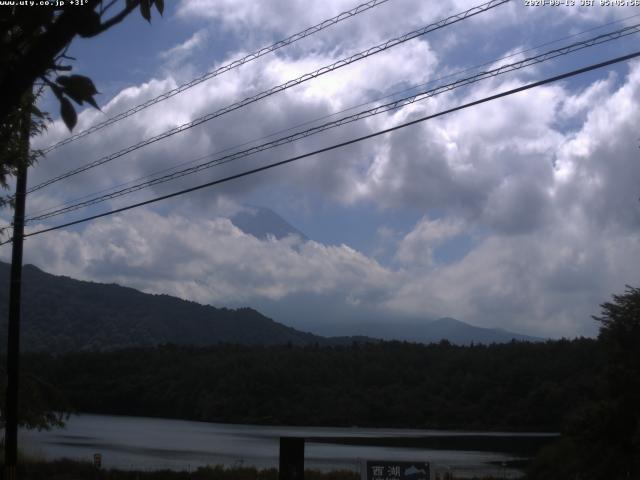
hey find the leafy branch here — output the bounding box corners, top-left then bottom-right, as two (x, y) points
(0, 0), (164, 131)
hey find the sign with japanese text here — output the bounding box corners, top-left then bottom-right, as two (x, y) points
(365, 461), (430, 480)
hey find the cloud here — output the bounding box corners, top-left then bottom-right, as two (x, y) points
(395, 217), (465, 267)
(25, 29), (439, 224)
(10, 209), (395, 309)
(175, 0), (518, 67)
(380, 60), (640, 337)
(175, 0), (454, 43)
(159, 29), (209, 64)
(5, 1), (639, 341)
(554, 62), (640, 232)
(386, 218), (640, 338)
(559, 72), (616, 120)
(353, 78), (564, 227)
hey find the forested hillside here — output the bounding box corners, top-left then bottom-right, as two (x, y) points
(20, 339), (600, 431)
(0, 262), (326, 352)
(0, 261), (538, 350)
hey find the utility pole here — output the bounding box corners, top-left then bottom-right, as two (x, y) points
(4, 99), (30, 480)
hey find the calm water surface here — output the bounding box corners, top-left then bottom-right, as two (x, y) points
(20, 414), (545, 478)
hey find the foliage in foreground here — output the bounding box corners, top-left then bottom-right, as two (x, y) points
(0, 459), (359, 480)
(0, 364), (69, 430)
(527, 286), (640, 480)
(2, 458), (502, 480)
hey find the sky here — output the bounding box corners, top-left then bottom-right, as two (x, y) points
(2, 0), (640, 338)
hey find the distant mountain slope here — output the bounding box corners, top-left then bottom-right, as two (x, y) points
(0, 261), (539, 352)
(418, 317), (542, 344)
(321, 317), (542, 345)
(0, 262), (326, 353)
(230, 206), (307, 240)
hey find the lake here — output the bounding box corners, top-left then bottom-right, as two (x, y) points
(19, 414), (554, 478)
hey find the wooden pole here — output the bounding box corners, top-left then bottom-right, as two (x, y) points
(279, 437), (305, 480)
(4, 100), (30, 480)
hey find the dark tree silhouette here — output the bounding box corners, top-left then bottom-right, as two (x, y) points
(0, 0), (163, 186)
(590, 286), (640, 477)
(530, 286), (640, 479)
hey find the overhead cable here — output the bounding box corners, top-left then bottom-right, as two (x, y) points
(27, 0), (510, 195)
(24, 12), (640, 222)
(41, 0), (393, 154)
(2, 50), (635, 245)
(23, 23), (640, 223)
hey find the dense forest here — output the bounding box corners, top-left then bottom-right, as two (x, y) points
(4, 286), (637, 479)
(17, 338), (600, 432)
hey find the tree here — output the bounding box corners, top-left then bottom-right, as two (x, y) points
(0, 0), (164, 186)
(0, 0), (164, 436)
(0, 366), (69, 431)
(0, 93), (48, 202)
(529, 286), (640, 479)
(590, 285), (640, 476)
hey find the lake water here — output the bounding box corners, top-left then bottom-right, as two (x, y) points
(19, 414), (551, 478)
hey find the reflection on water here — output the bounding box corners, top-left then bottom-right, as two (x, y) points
(20, 414), (542, 478)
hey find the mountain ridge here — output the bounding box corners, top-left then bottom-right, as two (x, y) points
(230, 206), (307, 240)
(0, 261), (540, 352)
(0, 262), (331, 352)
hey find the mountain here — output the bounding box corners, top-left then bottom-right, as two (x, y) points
(230, 206), (307, 240)
(225, 207), (539, 344)
(0, 261), (539, 352)
(0, 262), (330, 353)
(309, 317), (542, 345)
(413, 317), (542, 344)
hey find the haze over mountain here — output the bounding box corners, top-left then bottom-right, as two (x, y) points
(350, 317), (542, 344)
(225, 207), (542, 344)
(0, 259), (539, 352)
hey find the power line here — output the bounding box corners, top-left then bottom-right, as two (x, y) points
(1, 12), (635, 237)
(27, 0), (509, 195)
(24, 12), (640, 222)
(24, 23), (640, 224)
(6, 11), (639, 227)
(3, 50), (636, 245)
(41, 0), (393, 154)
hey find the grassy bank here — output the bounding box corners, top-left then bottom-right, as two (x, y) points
(4, 459), (357, 480)
(3, 459), (504, 480)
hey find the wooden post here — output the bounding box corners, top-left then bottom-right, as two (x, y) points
(4, 99), (30, 480)
(279, 437), (304, 480)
